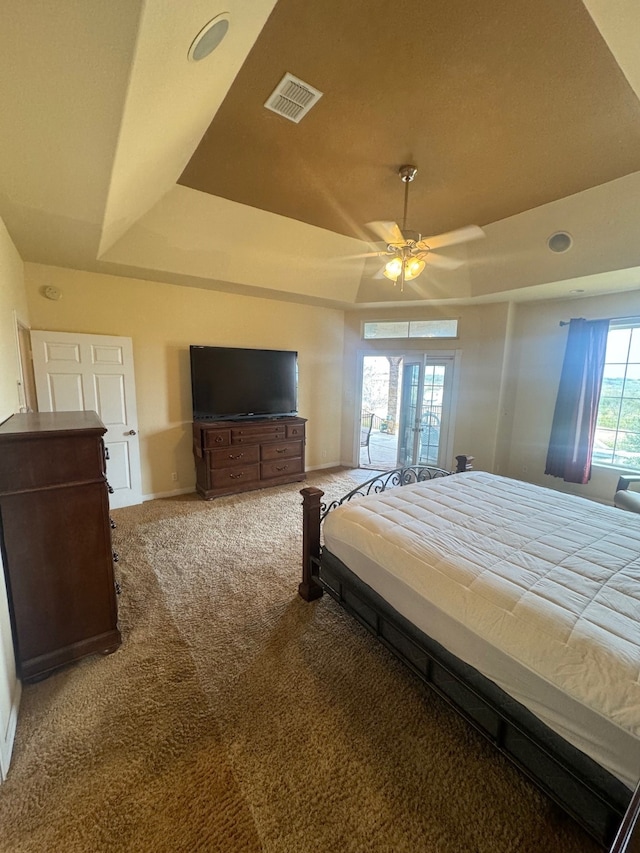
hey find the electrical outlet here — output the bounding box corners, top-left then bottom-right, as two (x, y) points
(171, 472), (178, 481)
(321, 449), (327, 459)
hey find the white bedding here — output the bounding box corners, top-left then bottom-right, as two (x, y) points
(323, 470), (640, 787)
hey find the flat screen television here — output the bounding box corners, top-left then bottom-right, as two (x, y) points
(190, 345), (298, 421)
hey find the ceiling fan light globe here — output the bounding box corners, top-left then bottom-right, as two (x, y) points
(383, 257), (403, 280)
(404, 257), (426, 280)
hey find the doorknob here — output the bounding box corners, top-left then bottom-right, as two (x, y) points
(127, 429), (137, 435)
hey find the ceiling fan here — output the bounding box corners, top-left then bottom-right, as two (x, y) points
(363, 165), (485, 292)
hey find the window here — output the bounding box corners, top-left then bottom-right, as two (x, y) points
(594, 320), (640, 470)
(363, 319), (458, 340)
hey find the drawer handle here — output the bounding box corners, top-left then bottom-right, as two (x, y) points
(275, 464), (289, 472)
(113, 551), (119, 563)
(215, 435), (224, 443)
(229, 452), (244, 459)
(229, 472), (245, 479)
(275, 448), (287, 454)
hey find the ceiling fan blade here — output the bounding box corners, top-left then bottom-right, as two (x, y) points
(365, 220), (404, 245)
(425, 251), (463, 270)
(341, 250), (389, 260)
(421, 224), (485, 250)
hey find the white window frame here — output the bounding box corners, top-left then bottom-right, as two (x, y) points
(593, 317), (640, 472)
(362, 319), (459, 341)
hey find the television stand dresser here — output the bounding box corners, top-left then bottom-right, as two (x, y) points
(193, 417), (306, 499)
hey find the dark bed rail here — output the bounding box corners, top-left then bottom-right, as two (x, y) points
(299, 465), (450, 602)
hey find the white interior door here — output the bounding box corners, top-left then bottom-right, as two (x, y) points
(31, 331), (142, 508)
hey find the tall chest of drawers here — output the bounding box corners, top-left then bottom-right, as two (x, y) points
(193, 417), (307, 499)
(0, 411), (121, 681)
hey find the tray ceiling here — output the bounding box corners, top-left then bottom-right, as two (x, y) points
(179, 0), (640, 242)
(1, 0), (640, 307)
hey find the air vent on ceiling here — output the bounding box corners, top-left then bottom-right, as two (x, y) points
(264, 73), (323, 123)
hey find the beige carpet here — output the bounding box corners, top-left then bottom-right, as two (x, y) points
(0, 470), (601, 852)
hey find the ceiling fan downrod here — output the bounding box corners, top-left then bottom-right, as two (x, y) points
(397, 165), (418, 291)
(399, 164), (417, 234)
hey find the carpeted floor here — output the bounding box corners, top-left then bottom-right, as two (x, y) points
(0, 470), (601, 852)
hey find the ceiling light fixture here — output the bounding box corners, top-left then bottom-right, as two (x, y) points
(382, 165), (430, 291)
(188, 14), (230, 63)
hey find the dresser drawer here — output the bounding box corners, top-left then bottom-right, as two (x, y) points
(261, 458), (303, 480)
(209, 445), (259, 468)
(0, 434), (105, 493)
(211, 464), (260, 489)
(261, 440), (303, 462)
(203, 429), (231, 448)
(232, 427), (286, 445)
(286, 423), (305, 439)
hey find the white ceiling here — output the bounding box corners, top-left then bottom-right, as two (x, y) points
(1, 0), (640, 309)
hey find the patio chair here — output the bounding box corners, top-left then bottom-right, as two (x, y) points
(614, 474), (640, 513)
(360, 412), (374, 464)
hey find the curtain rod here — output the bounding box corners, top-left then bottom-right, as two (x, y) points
(558, 316), (640, 328)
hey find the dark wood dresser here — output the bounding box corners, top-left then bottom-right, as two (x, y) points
(0, 411), (121, 681)
(193, 417), (306, 499)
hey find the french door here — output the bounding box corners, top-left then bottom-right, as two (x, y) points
(397, 356), (455, 468)
(358, 352), (456, 470)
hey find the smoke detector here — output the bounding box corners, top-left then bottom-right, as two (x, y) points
(264, 73), (323, 123)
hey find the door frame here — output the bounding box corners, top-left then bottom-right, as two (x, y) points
(355, 348), (461, 470)
(12, 311), (37, 413)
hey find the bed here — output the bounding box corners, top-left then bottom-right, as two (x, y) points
(298, 467), (640, 851)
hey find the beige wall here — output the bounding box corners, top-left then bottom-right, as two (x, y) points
(0, 216), (26, 778)
(341, 303), (512, 471)
(24, 263), (346, 498)
(504, 289), (640, 504)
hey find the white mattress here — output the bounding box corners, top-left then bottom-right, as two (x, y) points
(323, 470), (640, 788)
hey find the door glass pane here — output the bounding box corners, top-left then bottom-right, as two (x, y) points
(419, 364), (444, 465)
(398, 362), (421, 466)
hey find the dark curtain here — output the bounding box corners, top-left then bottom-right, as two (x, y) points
(544, 318), (609, 484)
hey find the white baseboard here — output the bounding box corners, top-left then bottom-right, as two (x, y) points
(142, 486), (194, 502)
(0, 679), (21, 782)
(306, 461), (342, 472)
